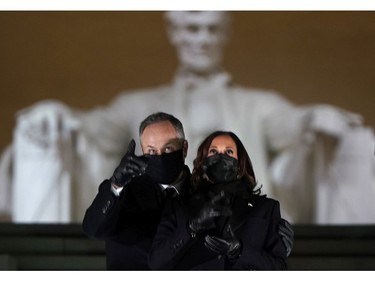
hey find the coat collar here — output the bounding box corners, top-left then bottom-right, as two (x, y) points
(229, 192), (266, 232)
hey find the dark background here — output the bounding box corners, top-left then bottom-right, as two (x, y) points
(1, 11), (374, 153)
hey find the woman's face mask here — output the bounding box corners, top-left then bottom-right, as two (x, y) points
(145, 149), (185, 184)
(203, 153), (238, 184)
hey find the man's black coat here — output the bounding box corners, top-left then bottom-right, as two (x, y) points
(82, 167), (191, 270)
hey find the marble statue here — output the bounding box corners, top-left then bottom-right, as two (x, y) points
(0, 11), (374, 224)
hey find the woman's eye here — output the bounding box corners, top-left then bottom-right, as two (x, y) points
(208, 149), (218, 155)
(226, 149), (233, 155)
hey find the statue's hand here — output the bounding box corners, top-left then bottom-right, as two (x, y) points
(15, 100), (80, 149)
(307, 104), (362, 138)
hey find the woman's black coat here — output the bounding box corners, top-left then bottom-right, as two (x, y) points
(148, 181), (287, 270)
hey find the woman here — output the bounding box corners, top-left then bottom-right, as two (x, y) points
(148, 131), (287, 270)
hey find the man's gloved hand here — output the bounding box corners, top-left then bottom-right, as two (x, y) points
(278, 218), (294, 257)
(110, 139), (149, 187)
(188, 191), (232, 235)
(204, 225), (241, 260)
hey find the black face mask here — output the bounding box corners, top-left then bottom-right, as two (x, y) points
(145, 149), (185, 184)
(203, 153), (239, 184)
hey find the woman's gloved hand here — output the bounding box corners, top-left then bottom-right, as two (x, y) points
(278, 218), (294, 257)
(204, 224), (241, 260)
(188, 191), (232, 235)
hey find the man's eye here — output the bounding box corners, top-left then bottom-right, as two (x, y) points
(148, 149), (156, 155)
(164, 146), (175, 153)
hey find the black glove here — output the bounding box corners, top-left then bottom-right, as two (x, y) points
(278, 218), (294, 257)
(110, 139), (149, 187)
(188, 191), (232, 235)
(204, 224), (241, 260)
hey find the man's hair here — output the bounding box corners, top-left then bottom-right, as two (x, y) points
(139, 112), (185, 139)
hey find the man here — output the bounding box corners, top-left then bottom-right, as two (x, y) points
(82, 112), (191, 269)
(82, 112), (294, 269)
(1, 11), (373, 224)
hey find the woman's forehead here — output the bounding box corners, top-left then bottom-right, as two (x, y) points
(210, 135), (236, 147)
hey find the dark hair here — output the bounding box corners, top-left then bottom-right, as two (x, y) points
(191, 131), (260, 194)
(139, 112), (185, 140)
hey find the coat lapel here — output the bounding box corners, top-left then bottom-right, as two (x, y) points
(229, 192), (266, 232)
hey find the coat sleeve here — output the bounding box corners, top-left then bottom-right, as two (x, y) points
(81, 179), (127, 239)
(232, 200), (288, 270)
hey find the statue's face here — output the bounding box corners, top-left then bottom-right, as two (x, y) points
(168, 11), (229, 75)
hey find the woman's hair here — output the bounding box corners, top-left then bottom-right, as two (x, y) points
(191, 131), (260, 194)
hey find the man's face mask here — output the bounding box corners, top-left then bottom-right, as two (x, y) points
(145, 149), (185, 184)
(203, 153), (238, 184)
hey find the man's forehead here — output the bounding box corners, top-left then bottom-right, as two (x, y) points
(141, 122), (179, 145)
(144, 137), (181, 147)
(141, 136), (182, 151)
